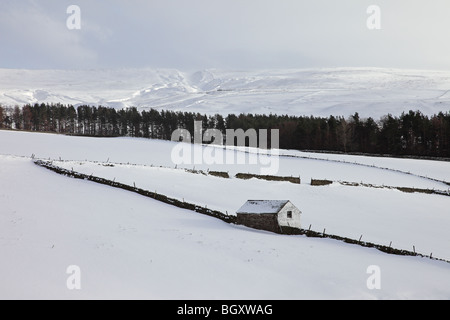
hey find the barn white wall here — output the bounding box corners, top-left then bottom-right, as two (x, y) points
(277, 202), (301, 229)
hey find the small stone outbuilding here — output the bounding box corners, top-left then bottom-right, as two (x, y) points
(236, 200), (301, 233)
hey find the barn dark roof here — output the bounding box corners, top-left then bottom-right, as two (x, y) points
(236, 200), (290, 215)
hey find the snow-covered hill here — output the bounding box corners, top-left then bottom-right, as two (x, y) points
(1, 130), (450, 298)
(1, 67), (450, 118)
(1, 130), (450, 260)
(2, 154), (450, 299)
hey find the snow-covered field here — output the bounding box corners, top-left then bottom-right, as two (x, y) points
(1, 130), (450, 299)
(51, 159), (450, 261)
(1, 67), (450, 118)
(2, 130), (449, 188)
(273, 148), (450, 184)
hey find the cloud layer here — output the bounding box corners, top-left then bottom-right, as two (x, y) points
(1, 0), (449, 70)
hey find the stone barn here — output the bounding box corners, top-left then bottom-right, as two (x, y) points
(236, 200), (301, 233)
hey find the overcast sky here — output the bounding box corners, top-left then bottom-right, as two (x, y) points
(1, 0), (450, 71)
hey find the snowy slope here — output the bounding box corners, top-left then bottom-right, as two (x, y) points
(1, 130), (450, 262)
(53, 159), (450, 262)
(1, 130), (449, 187)
(2, 155), (450, 299)
(276, 149), (450, 184)
(1, 67), (450, 118)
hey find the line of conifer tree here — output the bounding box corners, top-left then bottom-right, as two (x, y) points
(1, 103), (449, 157)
